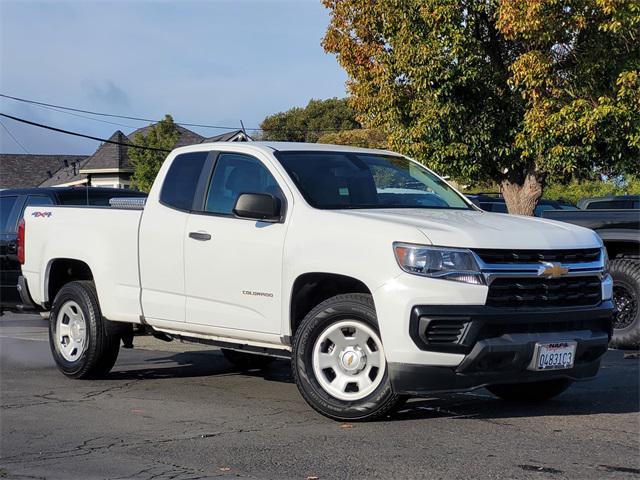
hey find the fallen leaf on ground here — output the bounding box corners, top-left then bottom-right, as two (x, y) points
(340, 424), (353, 429)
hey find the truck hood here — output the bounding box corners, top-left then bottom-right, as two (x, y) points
(340, 209), (601, 250)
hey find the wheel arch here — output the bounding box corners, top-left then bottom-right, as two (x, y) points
(45, 258), (94, 306)
(598, 231), (640, 260)
(288, 272), (373, 337)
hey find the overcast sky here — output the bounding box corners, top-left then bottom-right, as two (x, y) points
(0, 0), (348, 154)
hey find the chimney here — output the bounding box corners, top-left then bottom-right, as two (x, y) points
(46, 170), (52, 178)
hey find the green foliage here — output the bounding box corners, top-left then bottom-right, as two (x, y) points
(130, 115), (180, 193)
(322, 0), (640, 214)
(259, 98), (360, 143)
(317, 128), (388, 149)
(543, 176), (640, 204)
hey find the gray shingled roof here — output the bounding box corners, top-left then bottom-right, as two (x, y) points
(39, 156), (91, 187)
(79, 125), (204, 172)
(79, 131), (131, 172)
(202, 130), (252, 142)
(130, 124), (204, 149)
(0, 154), (88, 189)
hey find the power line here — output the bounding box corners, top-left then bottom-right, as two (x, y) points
(37, 103), (139, 129)
(0, 113), (170, 152)
(0, 93), (258, 131)
(0, 119), (29, 153)
(0, 93), (355, 134)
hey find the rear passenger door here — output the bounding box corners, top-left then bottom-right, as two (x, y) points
(184, 152), (289, 335)
(139, 151), (212, 323)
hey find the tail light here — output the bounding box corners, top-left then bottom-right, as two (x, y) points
(17, 218), (25, 264)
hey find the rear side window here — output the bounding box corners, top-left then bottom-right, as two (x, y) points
(23, 195), (54, 211)
(160, 152), (210, 211)
(587, 200), (631, 209)
(0, 195), (19, 233)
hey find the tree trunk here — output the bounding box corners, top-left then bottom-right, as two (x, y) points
(500, 170), (544, 216)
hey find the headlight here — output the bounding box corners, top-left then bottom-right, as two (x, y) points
(393, 243), (484, 285)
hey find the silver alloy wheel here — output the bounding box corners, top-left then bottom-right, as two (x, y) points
(55, 300), (87, 362)
(312, 320), (386, 401)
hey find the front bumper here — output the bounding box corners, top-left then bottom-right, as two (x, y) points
(389, 302), (613, 395)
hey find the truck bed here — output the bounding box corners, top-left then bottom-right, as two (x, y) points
(22, 205), (144, 323)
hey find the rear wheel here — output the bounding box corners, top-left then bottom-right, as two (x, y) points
(292, 293), (403, 421)
(49, 281), (120, 379)
(220, 349), (275, 370)
(609, 259), (640, 348)
(487, 378), (573, 402)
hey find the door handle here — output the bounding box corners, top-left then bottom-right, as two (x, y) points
(188, 231), (211, 241)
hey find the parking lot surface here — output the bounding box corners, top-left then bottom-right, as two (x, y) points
(1, 313), (638, 480)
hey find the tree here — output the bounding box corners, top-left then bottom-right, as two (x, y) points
(322, 0), (640, 215)
(318, 128), (388, 149)
(130, 115), (180, 193)
(260, 98), (360, 142)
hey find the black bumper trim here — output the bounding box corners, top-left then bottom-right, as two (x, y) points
(16, 275), (39, 311)
(410, 301), (613, 353)
(390, 329), (609, 395)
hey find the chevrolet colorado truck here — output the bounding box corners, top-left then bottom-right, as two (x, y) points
(17, 142), (614, 420)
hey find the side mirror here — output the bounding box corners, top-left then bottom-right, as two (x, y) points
(233, 193), (282, 222)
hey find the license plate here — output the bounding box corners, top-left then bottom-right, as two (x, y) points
(529, 342), (577, 371)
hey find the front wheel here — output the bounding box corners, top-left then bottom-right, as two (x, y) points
(49, 281), (120, 379)
(487, 378), (573, 402)
(292, 293), (403, 421)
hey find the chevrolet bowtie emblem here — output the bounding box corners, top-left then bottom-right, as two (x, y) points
(347, 355), (354, 366)
(538, 262), (569, 278)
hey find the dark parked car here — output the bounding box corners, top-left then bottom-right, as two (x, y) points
(577, 195), (640, 210)
(466, 193), (578, 216)
(542, 208), (640, 348)
(0, 187), (147, 312)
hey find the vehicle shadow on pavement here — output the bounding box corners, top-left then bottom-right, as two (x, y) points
(104, 349), (640, 420)
(107, 350), (294, 384)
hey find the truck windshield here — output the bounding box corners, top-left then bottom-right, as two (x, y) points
(274, 151), (471, 210)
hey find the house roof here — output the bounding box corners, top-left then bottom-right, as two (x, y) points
(79, 125), (204, 173)
(39, 156), (92, 187)
(131, 124), (204, 149)
(0, 154), (88, 189)
(79, 130), (131, 172)
(202, 130), (252, 142)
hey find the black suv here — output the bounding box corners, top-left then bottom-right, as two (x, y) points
(0, 187), (147, 312)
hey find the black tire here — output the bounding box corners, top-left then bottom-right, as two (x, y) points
(220, 348), (275, 370)
(49, 281), (120, 379)
(291, 293), (403, 421)
(609, 258), (640, 348)
(487, 378), (573, 402)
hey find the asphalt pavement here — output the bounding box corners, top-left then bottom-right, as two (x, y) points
(1, 313), (638, 480)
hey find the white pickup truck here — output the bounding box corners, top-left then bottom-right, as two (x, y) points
(18, 142), (614, 420)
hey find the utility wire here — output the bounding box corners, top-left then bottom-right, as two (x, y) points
(0, 93), (259, 131)
(0, 113), (170, 152)
(0, 93), (353, 134)
(0, 119), (29, 153)
(37, 103), (139, 129)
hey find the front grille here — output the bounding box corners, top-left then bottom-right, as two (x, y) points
(487, 276), (601, 308)
(423, 319), (467, 344)
(474, 248), (601, 264)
